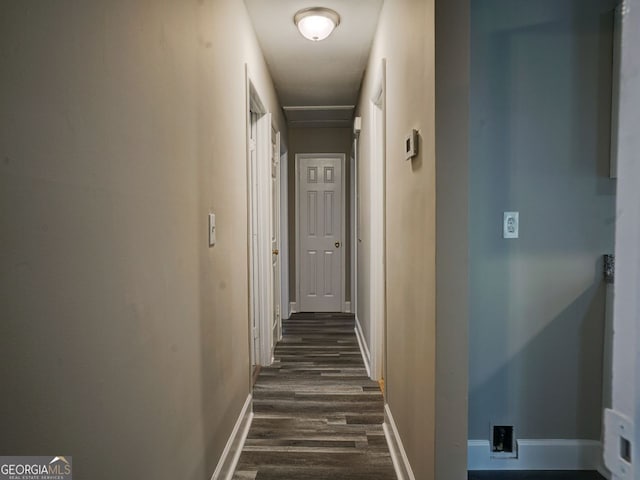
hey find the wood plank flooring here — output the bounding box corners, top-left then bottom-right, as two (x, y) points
(233, 313), (397, 480)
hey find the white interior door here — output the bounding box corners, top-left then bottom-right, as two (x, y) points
(256, 112), (273, 365)
(298, 154), (344, 312)
(249, 111), (260, 366)
(271, 130), (282, 343)
(247, 78), (277, 369)
(249, 108), (274, 367)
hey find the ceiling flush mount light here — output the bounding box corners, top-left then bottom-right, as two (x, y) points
(294, 7), (340, 42)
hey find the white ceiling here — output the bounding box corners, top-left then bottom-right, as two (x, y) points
(244, 0), (383, 127)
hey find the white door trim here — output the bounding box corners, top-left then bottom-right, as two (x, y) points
(369, 59), (387, 381)
(295, 153), (347, 313)
(245, 68), (263, 373)
(350, 147), (357, 317)
(245, 67), (275, 369)
(604, 2), (639, 478)
(279, 150), (290, 323)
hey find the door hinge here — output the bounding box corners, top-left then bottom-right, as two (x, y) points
(253, 326), (259, 339)
(249, 139), (256, 151)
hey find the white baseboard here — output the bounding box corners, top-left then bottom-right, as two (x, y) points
(383, 404), (416, 480)
(468, 439), (604, 471)
(211, 394), (253, 480)
(354, 315), (371, 377)
(344, 301), (352, 313)
(598, 464), (612, 479)
(289, 302), (297, 315)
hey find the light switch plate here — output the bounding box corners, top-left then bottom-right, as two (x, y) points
(209, 213), (216, 247)
(504, 212), (519, 239)
(405, 129), (418, 160)
(604, 408), (634, 479)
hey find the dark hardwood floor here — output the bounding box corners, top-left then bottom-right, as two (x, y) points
(233, 312), (396, 480)
(232, 313), (604, 480)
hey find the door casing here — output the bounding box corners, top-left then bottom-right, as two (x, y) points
(367, 59), (387, 383)
(280, 151), (290, 322)
(245, 67), (278, 369)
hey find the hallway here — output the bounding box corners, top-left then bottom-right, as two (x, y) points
(233, 313), (396, 479)
(2, 1), (639, 479)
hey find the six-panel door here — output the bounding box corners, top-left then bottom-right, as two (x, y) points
(299, 156), (343, 312)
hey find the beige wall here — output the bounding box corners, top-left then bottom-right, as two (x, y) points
(287, 127), (353, 305)
(0, 1), (284, 479)
(356, 0), (437, 478)
(434, 0), (470, 477)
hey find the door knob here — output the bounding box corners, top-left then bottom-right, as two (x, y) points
(272, 249), (279, 255)
(335, 242), (340, 248)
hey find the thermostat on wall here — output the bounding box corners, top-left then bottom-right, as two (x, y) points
(405, 129), (418, 160)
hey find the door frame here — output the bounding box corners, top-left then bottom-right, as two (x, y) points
(369, 59), (387, 382)
(245, 67), (276, 370)
(295, 153), (347, 313)
(350, 146), (357, 318)
(604, 1), (640, 475)
(279, 150), (290, 322)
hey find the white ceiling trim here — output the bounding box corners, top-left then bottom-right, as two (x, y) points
(283, 105), (355, 111)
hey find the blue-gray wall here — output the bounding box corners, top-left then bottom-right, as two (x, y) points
(469, 0), (617, 440)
